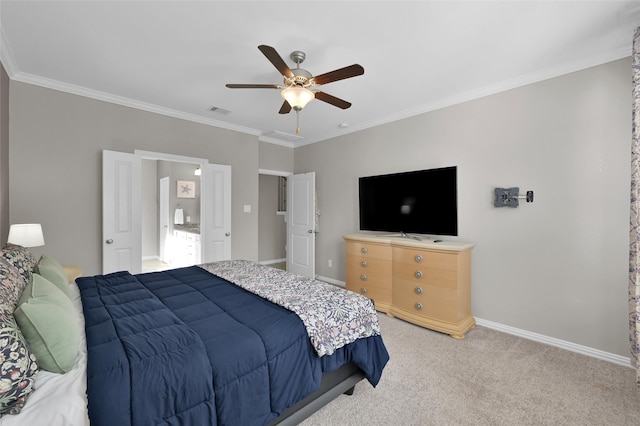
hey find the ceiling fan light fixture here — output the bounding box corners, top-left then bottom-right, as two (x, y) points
(281, 86), (314, 109)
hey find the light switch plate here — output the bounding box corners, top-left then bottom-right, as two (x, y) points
(243, 204), (251, 213)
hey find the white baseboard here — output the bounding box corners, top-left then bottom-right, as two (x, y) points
(275, 274), (630, 368)
(142, 255), (160, 261)
(258, 258), (286, 265)
(315, 275), (345, 287)
(475, 317), (632, 368)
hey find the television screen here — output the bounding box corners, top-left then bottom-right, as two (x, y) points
(359, 166), (458, 236)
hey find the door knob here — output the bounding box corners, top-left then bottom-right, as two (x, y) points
(105, 239), (114, 244)
(225, 232), (230, 237)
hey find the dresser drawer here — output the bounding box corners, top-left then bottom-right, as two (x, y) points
(346, 241), (391, 260)
(346, 281), (392, 306)
(346, 254), (391, 276)
(346, 265), (391, 288)
(392, 282), (458, 322)
(393, 262), (457, 289)
(392, 247), (458, 271)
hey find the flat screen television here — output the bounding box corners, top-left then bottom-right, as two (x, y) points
(359, 166), (458, 237)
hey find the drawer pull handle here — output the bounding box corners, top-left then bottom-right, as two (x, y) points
(415, 271), (423, 279)
(361, 260), (367, 267)
(415, 287), (423, 295)
(361, 247), (368, 254)
(360, 287), (368, 294)
(415, 303), (423, 311)
(415, 254), (423, 262)
(360, 274), (367, 281)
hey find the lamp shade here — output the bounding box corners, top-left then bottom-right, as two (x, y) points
(281, 86), (314, 109)
(7, 224), (45, 247)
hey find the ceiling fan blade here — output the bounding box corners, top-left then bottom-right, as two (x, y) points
(279, 101), (292, 114)
(314, 91), (352, 109)
(312, 64), (364, 86)
(226, 83), (281, 89)
(258, 45), (294, 79)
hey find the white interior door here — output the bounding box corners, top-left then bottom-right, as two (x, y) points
(287, 172), (316, 278)
(202, 163), (231, 262)
(103, 150), (141, 274)
(159, 176), (169, 262)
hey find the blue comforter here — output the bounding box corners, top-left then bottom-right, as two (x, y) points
(77, 266), (389, 426)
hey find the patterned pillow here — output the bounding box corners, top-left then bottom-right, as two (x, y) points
(0, 307), (38, 417)
(0, 259), (27, 311)
(0, 244), (37, 283)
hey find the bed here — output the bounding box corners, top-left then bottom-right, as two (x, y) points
(0, 246), (389, 426)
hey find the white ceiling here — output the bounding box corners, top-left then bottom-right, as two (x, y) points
(1, 1), (639, 146)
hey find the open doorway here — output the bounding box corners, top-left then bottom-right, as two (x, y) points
(258, 172), (288, 270)
(103, 149), (231, 275)
(141, 160), (202, 272)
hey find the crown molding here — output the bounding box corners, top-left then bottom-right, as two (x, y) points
(295, 46), (632, 147)
(9, 69), (270, 140)
(2, 39), (631, 150)
(0, 24), (18, 77)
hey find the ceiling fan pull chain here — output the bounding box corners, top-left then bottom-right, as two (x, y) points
(296, 110), (301, 134)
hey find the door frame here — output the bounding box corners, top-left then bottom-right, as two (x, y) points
(159, 176), (170, 262)
(104, 149), (232, 274)
(259, 169), (292, 267)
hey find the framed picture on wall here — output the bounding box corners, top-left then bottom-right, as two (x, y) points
(177, 180), (196, 198)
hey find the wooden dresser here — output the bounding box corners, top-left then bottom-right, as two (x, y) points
(344, 233), (475, 339)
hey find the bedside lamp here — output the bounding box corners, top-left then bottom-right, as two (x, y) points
(7, 223), (45, 247)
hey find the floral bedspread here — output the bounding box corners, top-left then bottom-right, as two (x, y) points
(199, 260), (380, 357)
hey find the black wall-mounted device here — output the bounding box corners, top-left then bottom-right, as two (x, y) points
(494, 187), (534, 208)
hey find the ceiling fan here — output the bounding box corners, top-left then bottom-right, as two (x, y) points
(226, 45), (364, 134)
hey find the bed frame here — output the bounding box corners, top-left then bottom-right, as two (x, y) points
(268, 362), (365, 425)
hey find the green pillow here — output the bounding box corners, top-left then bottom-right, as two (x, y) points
(35, 255), (69, 297)
(14, 273), (80, 373)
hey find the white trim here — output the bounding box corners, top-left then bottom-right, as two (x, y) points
(259, 258), (286, 266)
(191, 261), (631, 366)
(475, 317), (632, 368)
(258, 169), (292, 177)
(0, 25), (18, 77)
(314, 274), (632, 367)
(294, 47), (632, 147)
(9, 71), (261, 137)
(2, 34), (630, 148)
(316, 275), (345, 288)
(135, 150), (209, 165)
(258, 135), (296, 148)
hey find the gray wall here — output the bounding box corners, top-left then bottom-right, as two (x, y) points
(259, 142), (294, 172)
(9, 81), (261, 273)
(0, 63), (9, 243)
(5, 57), (632, 359)
(294, 58), (631, 358)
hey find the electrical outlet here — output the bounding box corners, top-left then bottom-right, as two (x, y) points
(328, 259), (333, 268)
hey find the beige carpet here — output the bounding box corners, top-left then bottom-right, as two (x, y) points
(300, 314), (640, 426)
